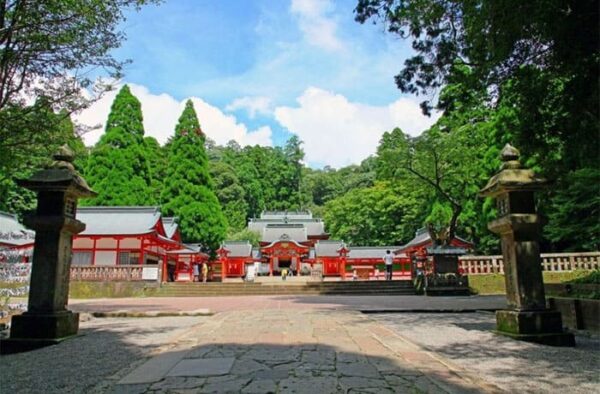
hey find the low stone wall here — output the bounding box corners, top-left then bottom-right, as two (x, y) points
(547, 297), (600, 333)
(468, 271), (592, 295)
(69, 281), (160, 299)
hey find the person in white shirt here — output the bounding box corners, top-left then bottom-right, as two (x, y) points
(383, 250), (394, 280)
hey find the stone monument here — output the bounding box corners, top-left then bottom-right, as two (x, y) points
(479, 144), (575, 346)
(1, 146), (96, 354)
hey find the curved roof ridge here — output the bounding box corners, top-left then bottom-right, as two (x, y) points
(77, 206), (162, 236)
(78, 206), (160, 214)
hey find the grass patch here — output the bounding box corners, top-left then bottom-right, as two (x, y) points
(0, 281), (28, 289)
(568, 269), (600, 284)
(469, 270), (595, 295)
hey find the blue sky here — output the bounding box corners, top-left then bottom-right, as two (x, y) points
(78, 0), (439, 168)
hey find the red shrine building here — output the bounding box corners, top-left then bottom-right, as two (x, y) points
(394, 227), (474, 275)
(72, 207), (208, 281)
(217, 211), (412, 280)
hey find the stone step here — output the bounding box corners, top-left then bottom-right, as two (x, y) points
(156, 284), (416, 296)
(158, 288), (415, 294)
(164, 281), (413, 288)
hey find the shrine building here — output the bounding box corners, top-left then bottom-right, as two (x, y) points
(71, 207), (208, 282)
(394, 227), (474, 285)
(217, 211), (412, 280)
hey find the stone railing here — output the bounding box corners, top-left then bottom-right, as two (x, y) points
(459, 252), (600, 275)
(70, 265), (146, 281)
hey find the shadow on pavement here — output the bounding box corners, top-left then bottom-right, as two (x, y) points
(1, 315), (493, 393)
(373, 312), (600, 393)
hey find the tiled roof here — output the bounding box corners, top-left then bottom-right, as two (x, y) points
(0, 211), (35, 246)
(162, 217), (179, 239)
(77, 206), (162, 236)
(222, 241), (253, 257)
(314, 240), (345, 257)
(348, 246), (404, 259)
(397, 227), (473, 253)
(248, 219), (325, 238)
(261, 224), (307, 242)
(260, 211), (313, 220)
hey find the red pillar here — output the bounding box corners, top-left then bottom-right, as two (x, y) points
(138, 236), (144, 265)
(115, 238), (121, 265)
(162, 255), (168, 282)
(91, 238), (97, 266)
(221, 255), (226, 281)
(269, 257), (273, 276)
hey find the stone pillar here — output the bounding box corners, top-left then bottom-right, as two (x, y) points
(480, 144), (574, 346)
(1, 146), (96, 354)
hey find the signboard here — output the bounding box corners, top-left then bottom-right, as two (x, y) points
(246, 264), (256, 282)
(142, 266), (159, 280)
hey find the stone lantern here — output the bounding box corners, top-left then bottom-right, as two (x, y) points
(480, 144), (574, 346)
(2, 146), (96, 353)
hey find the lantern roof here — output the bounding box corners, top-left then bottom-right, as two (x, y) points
(16, 145), (96, 197)
(479, 144), (547, 198)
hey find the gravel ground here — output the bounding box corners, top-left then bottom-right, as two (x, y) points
(1, 316), (206, 394)
(373, 312), (600, 394)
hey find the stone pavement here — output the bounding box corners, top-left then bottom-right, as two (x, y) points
(5, 295), (595, 393)
(111, 308), (501, 393)
(66, 294), (506, 314)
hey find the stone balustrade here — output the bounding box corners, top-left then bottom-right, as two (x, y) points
(459, 252), (600, 275)
(70, 265), (145, 281)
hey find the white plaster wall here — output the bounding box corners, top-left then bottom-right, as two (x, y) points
(96, 238), (117, 249)
(120, 238), (141, 249)
(73, 237), (94, 248)
(95, 251), (117, 266)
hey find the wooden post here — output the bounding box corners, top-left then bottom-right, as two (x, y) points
(91, 238), (97, 266)
(115, 238), (121, 265)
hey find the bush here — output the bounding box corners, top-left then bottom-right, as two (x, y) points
(569, 270), (600, 284)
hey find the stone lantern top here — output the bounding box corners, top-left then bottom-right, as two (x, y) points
(479, 143), (547, 198)
(17, 145), (97, 198)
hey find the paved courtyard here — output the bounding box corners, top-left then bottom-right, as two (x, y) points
(2, 295), (598, 393)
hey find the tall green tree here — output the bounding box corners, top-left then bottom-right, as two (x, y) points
(210, 161), (249, 232)
(324, 181), (427, 246)
(356, 0), (599, 251)
(0, 112), (86, 217)
(161, 100), (226, 250)
(1, 0), (158, 185)
(83, 85), (154, 206)
(143, 136), (166, 205)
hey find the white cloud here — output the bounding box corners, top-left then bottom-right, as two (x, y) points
(75, 83), (273, 147)
(225, 96), (272, 118)
(274, 87), (440, 168)
(290, 0), (343, 52)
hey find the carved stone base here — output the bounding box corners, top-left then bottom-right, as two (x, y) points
(1, 310), (80, 354)
(495, 309), (575, 347)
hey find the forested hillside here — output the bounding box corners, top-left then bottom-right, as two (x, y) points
(1, 79), (596, 254)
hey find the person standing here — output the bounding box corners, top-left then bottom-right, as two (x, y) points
(201, 262), (208, 283)
(383, 250), (394, 280)
(193, 263), (200, 282)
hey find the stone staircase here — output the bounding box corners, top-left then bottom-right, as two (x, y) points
(157, 280), (416, 297)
